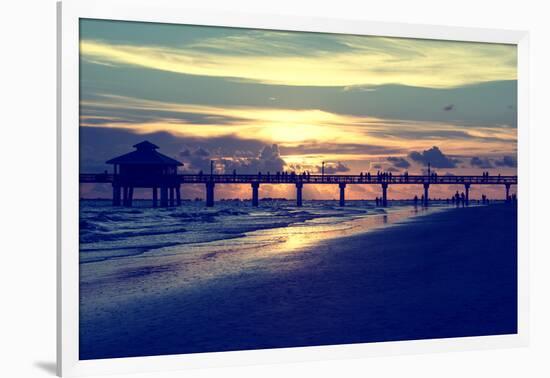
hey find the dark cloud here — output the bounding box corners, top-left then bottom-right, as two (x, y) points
(80, 105), (248, 127)
(372, 164), (383, 169)
(443, 104), (454, 111)
(494, 156), (517, 167)
(178, 147), (212, 172)
(220, 144), (286, 174)
(317, 162), (350, 174)
(368, 128), (510, 144)
(409, 146), (457, 168)
(386, 166), (401, 172)
(179, 144), (287, 174)
(470, 156), (493, 168)
(387, 156), (410, 168)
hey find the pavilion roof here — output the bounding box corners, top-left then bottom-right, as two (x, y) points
(106, 140), (183, 166)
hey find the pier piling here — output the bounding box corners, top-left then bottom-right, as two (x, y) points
(296, 182), (303, 207)
(169, 187), (175, 207)
(112, 185), (121, 206)
(381, 183), (388, 207)
(122, 186), (128, 206)
(339, 182), (346, 207)
(160, 186), (168, 207)
(206, 182), (215, 207)
(152, 187), (158, 207)
(423, 183), (430, 207)
(251, 182), (260, 207)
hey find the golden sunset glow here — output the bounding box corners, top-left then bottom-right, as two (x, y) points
(79, 19), (517, 200)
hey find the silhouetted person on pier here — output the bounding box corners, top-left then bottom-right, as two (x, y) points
(460, 192), (466, 207)
(198, 170), (203, 179)
(375, 197), (379, 206)
(360, 172), (363, 182)
(367, 172), (371, 182)
(413, 195), (418, 206)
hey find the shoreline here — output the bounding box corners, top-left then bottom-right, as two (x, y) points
(80, 204), (517, 360)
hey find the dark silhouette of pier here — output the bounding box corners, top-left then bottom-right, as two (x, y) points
(80, 141), (518, 208)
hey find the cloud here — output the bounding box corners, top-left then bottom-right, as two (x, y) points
(81, 93), (517, 162)
(443, 104), (454, 111)
(409, 146), (457, 168)
(470, 156), (493, 168)
(178, 147), (212, 172)
(317, 162), (351, 174)
(387, 156), (410, 168)
(494, 155), (517, 167)
(221, 144), (287, 174)
(80, 30), (517, 88)
(179, 144), (287, 174)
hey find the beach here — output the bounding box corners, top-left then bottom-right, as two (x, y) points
(79, 202), (517, 360)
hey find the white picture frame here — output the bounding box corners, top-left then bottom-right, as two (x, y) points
(57, 0), (530, 376)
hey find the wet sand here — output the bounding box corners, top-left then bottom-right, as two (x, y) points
(80, 204), (517, 360)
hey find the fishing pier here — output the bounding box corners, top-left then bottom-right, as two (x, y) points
(80, 141), (517, 207)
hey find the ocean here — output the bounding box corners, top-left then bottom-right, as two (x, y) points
(79, 199), (447, 313)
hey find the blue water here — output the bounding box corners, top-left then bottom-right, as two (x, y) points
(79, 199), (438, 264)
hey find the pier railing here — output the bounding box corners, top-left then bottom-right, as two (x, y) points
(79, 172), (517, 208)
(80, 173), (517, 185)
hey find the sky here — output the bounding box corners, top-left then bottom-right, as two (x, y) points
(79, 18), (517, 200)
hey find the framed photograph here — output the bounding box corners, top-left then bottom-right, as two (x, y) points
(58, 0), (529, 376)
